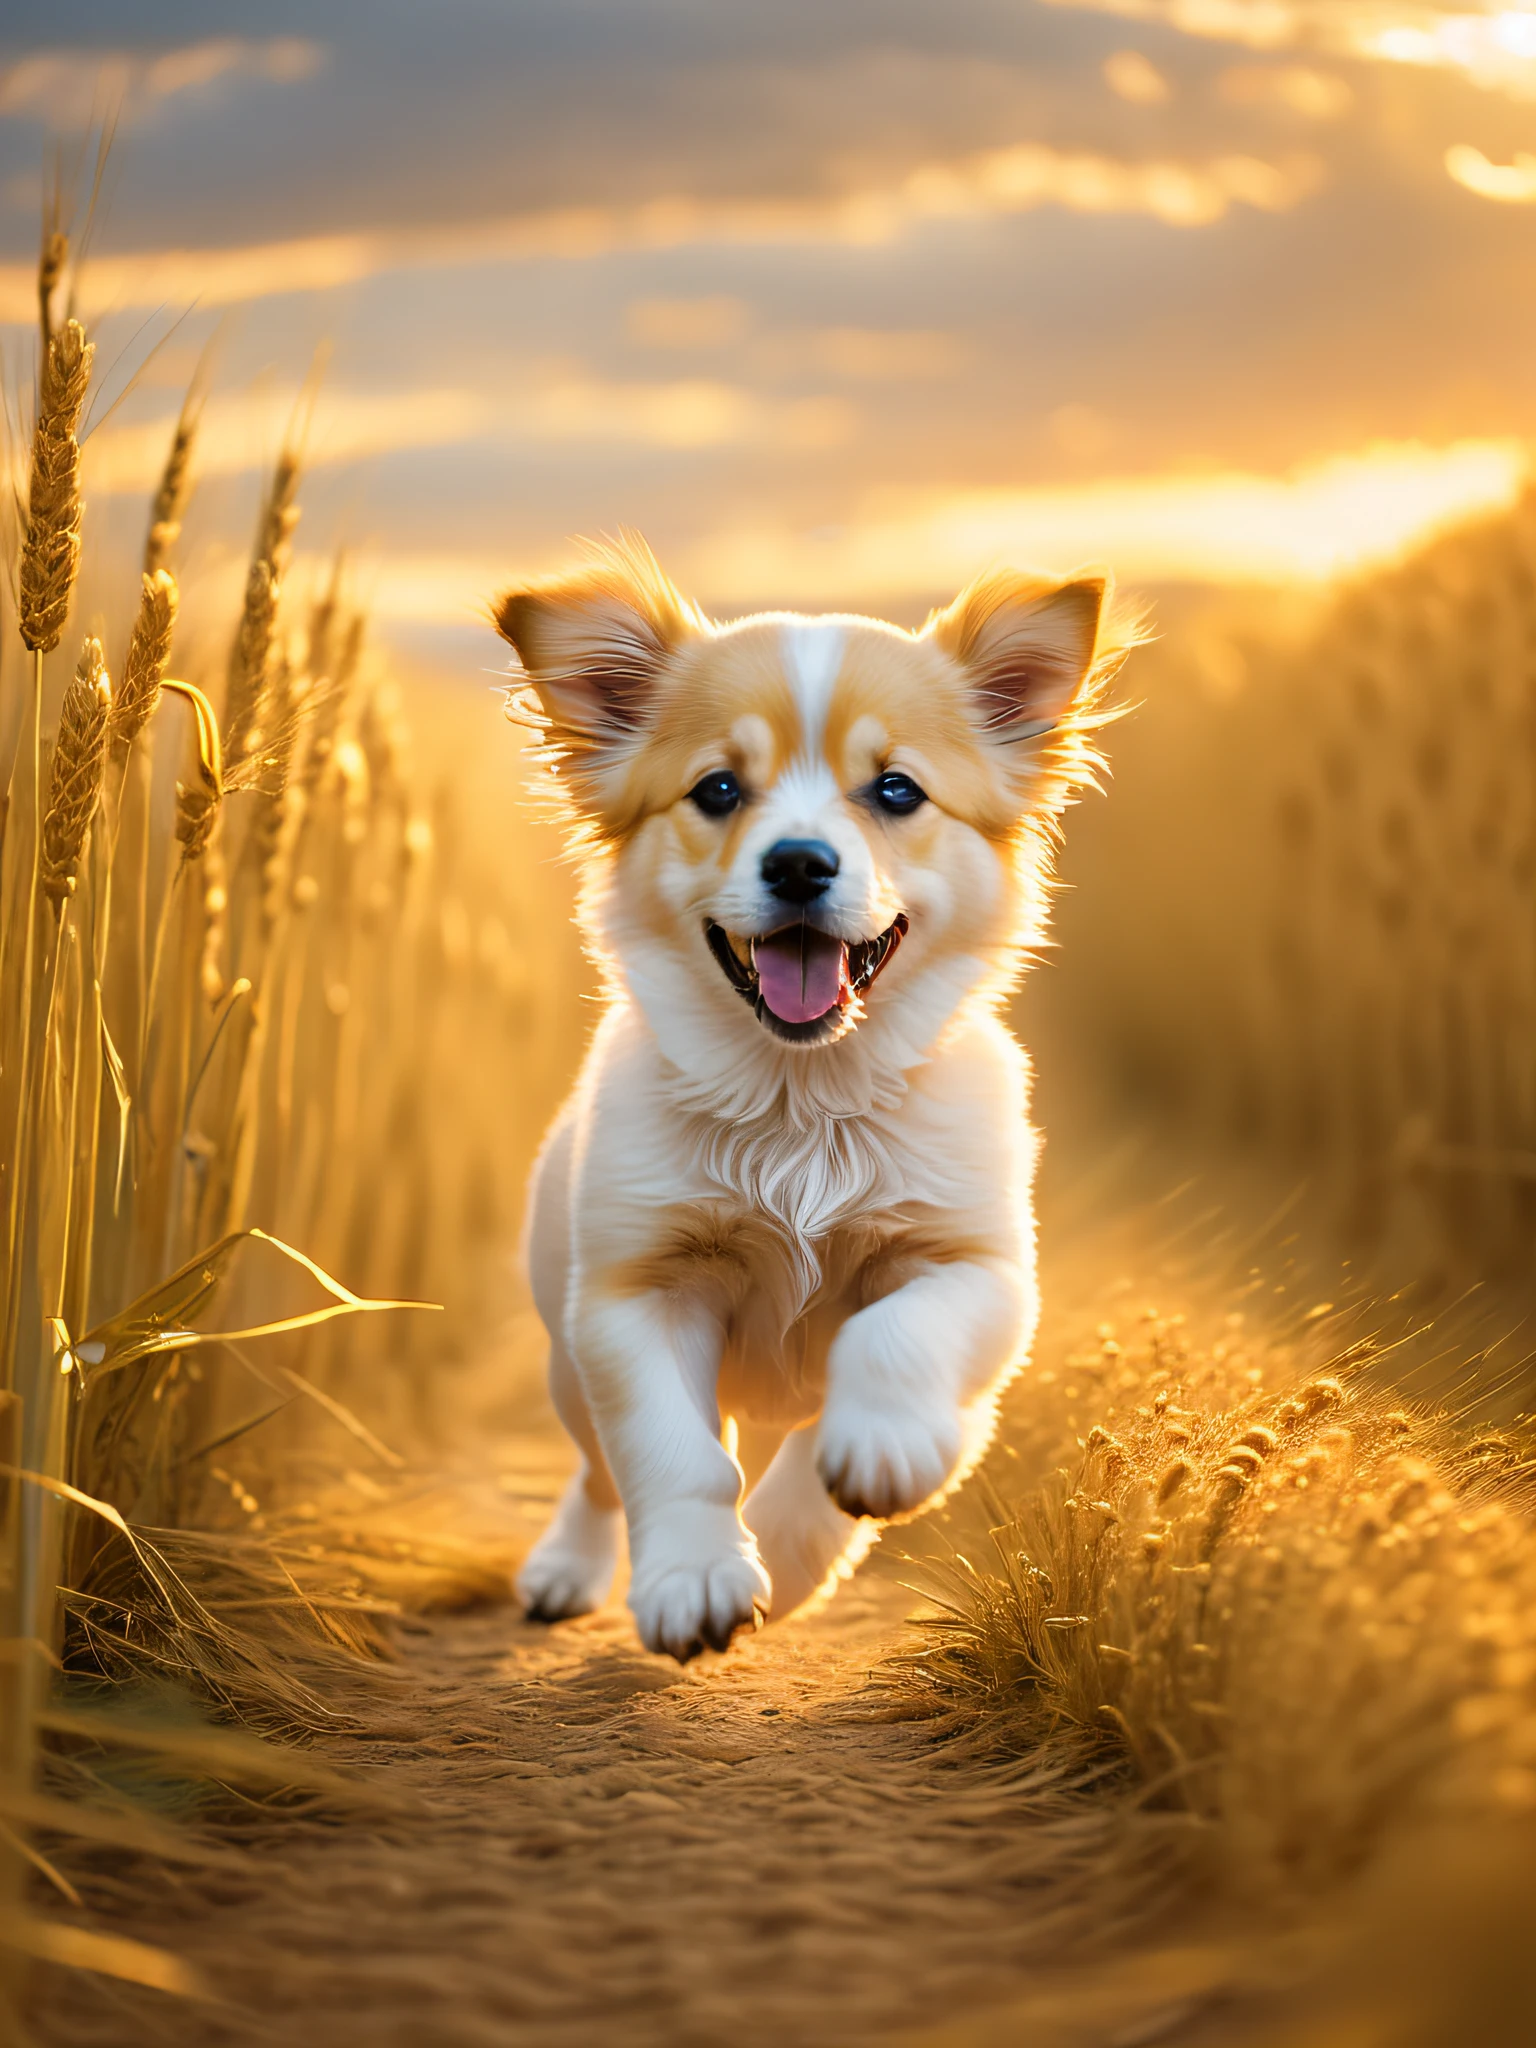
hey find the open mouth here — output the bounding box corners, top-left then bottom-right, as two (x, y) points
(704, 915), (909, 1042)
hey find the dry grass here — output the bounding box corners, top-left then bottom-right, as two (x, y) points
(1037, 495), (1536, 1285)
(901, 1303), (1536, 1866)
(877, 1256), (1536, 2041)
(0, 225), (573, 2027)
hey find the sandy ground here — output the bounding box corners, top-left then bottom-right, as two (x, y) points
(35, 1554), (1206, 2048)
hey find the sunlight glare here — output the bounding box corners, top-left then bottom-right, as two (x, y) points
(687, 440), (1529, 603)
(1050, 2), (1536, 99)
(1445, 142), (1536, 201)
(357, 440), (1528, 626)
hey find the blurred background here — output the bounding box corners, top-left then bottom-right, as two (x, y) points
(6, 1), (1536, 641)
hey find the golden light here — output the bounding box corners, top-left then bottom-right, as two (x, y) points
(1052, 2), (1536, 98)
(1445, 141), (1536, 200)
(1361, 8), (1536, 90)
(1218, 63), (1354, 118)
(701, 439), (1529, 604)
(355, 440), (1529, 626)
(0, 138), (1324, 322)
(1104, 49), (1173, 102)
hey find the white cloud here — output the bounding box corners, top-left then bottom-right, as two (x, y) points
(1218, 63), (1354, 116)
(1105, 49), (1174, 102)
(81, 368), (856, 499)
(352, 439), (1530, 629)
(83, 386), (483, 496)
(0, 137), (1323, 325)
(0, 36), (324, 127)
(1047, 3), (1536, 102)
(688, 439), (1527, 600)
(625, 296), (750, 349)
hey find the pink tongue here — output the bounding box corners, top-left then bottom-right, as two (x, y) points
(753, 926), (848, 1024)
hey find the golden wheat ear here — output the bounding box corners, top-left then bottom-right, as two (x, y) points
(926, 569), (1107, 743)
(493, 533), (705, 747)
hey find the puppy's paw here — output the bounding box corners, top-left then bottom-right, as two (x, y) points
(628, 1511), (771, 1662)
(816, 1400), (962, 1520)
(517, 1542), (615, 1622)
(516, 1483), (621, 1622)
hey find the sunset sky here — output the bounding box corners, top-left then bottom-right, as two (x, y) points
(5, 2), (1536, 662)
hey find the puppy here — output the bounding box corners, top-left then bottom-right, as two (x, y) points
(494, 539), (1123, 1661)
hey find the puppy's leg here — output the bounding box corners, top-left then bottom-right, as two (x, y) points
(742, 1425), (875, 1618)
(576, 1285), (770, 1662)
(816, 1262), (1030, 1520)
(516, 1341), (623, 1621)
(517, 1112), (624, 1620)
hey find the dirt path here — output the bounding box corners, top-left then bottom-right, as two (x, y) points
(40, 1551), (1178, 2048)
(33, 1194), (1342, 2048)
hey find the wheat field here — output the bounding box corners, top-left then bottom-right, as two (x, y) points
(0, 230), (580, 2027)
(1034, 498), (1536, 1287)
(2, 218), (1536, 2045)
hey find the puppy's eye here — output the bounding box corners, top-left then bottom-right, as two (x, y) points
(873, 771), (927, 815)
(689, 769), (742, 818)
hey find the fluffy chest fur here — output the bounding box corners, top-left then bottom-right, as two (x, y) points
(564, 996), (1036, 1360)
(689, 1094), (905, 1301)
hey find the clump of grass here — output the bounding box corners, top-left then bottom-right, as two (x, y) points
(896, 1307), (1536, 1925)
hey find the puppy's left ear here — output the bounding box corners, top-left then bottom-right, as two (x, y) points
(494, 535), (703, 750)
(927, 570), (1106, 744)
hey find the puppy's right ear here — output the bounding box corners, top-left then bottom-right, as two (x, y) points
(494, 535), (704, 750)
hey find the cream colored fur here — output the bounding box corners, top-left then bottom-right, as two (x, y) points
(494, 540), (1118, 1661)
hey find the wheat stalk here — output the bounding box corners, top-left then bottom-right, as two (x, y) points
(252, 650), (306, 929)
(1, 286), (93, 1419)
(173, 768), (222, 867)
(258, 445), (302, 581)
(167, 679), (226, 867)
(18, 319), (92, 657)
(41, 640), (112, 906)
(223, 447), (304, 773)
(37, 226), (66, 349)
(222, 559), (278, 772)
(199, 842), (229, 1008)
(109, 571), (178, 759)
(143, 394), (200, 578)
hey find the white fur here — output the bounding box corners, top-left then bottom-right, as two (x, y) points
(780, 619), (846, 755)
(519, 981), (1040, 1659)
(509, 589), (1096, 1662)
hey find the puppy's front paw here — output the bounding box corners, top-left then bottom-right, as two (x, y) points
(517, 1482), (621, 1621)
(816, 1400), (962, 1520)
(628, 1510), (771, 1662)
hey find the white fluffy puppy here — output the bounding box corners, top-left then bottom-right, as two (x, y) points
(494, 539), (1123, 1661)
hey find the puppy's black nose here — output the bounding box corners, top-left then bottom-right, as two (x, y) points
(762, 838), (840, 904)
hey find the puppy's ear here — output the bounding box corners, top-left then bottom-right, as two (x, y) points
(494, 535), (704, 747)
(927, 569), (1106, 745)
